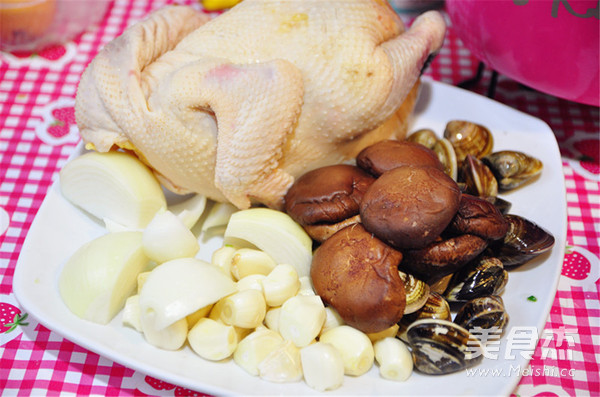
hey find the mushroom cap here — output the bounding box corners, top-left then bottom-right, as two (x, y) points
(402, 234), (488, 282)
(284, 164), (375, 225)
(357, 139), (445, 177)
(311, 223), (406, 333)
(360, 165), (461, 250)
(448, 194), (509, 240)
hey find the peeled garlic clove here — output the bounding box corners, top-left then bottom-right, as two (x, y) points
(233, 327), (284, 376)
(219, 289), (267, 329)
(169, 194), (207, 230)
(188, 318), (238, 361)
(139, 258), (236, 331)
(141, 315), (187, 351)
(59, 231), (149, 324)
(186, 304), (213, 329)
(262, 264), (300, 307)
(208, 297), (228, 321)
(258, 341), (303, 383)
(264, 307), (281, 332)
(59, 151), (166, 229)
(278, 295), (326, 347)
(230, 248), (277, 280)
(224, 208), (313, 277)
(122, 295), (142, 332)
(374, 337), (413, 381)
(136, 271), (150, 294)
(142, 210), (199, 264)
(297, 276), (316, 296)
(300, 342), (345, 391)
(211, 245), (237, 278)
(236, 274), (266, 292)
(319, 325), (375, 376)
(367, 324), (400, 343)
(320, 306), (345, 336)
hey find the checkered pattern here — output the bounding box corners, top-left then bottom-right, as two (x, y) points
(0, 1), (598, 396)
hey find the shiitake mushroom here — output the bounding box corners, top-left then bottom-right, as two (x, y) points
(360, 165), (462, 250)
(311, 223), (406, 334)
(448, 194), (509, 240)
(356, 139), (445, 177)
(284, 164), (374, 242)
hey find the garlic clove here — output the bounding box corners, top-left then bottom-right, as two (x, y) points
(141, 314), (188, 350)
(278, 295), (326, 348)
(188, 318), (238, 361)
(122, 294), (142, 332)
(258, 340), (303, 383)
(319, 325), (375, 376)
(300, 342), (345, 391)
(320, 306), (346, 336)
(219, 289), (267, 329)
(233, 327), (284, 376)
(230, 248), (277, 280)
(262, 264), (301, 307)
(374, 336), (413, 381)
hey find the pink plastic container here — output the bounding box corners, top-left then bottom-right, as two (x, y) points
(446, 0), (599, 106)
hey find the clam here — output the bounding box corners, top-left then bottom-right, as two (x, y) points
(490, 214), (555, 268)
(428, 273), (454, 295)
(483, 151), (543, 191)
(414, 292), (452, 321)
(483, 196), (512, 215)
(433, 138), (458, 181)
(399, 271), (430, 315)
(406, 319), (484, 375)
(444, 257), (508, 303)
(454, 295), (509, 332)
(407, 128), (438, 149)
(444, 120), (493, 163)
(398, 292), (451, 342)
(460, 154), (499, 197)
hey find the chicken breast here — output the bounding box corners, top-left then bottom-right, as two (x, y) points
(75, 0), (446, 209)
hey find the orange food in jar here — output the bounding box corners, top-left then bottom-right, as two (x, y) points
(0, 0), (56, 49)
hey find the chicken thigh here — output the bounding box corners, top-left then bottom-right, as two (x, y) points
(75, 0), (446, 209)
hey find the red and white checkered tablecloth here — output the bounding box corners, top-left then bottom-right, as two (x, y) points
(0, 1), (598, 396)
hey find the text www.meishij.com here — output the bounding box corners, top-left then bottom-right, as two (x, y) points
(466, 365), (577, 378)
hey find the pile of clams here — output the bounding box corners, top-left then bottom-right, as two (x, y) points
(283, 120), (555, 376)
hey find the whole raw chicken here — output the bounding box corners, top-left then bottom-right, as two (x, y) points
(75, 0), (446, 209)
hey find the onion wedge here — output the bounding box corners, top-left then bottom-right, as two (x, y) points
(59, 151), (166, 229)
(224, 208), (313, 277)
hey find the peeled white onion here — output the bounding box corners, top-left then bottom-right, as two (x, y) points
(142, 210), (199, 263)
(59, 151), (166, 229)
(224, 208), (313, 277)
(139, 258), (236, 331)
(201, 202), (238, 233)
(168, 194), (207, 230)
(58, 231), (149, 324)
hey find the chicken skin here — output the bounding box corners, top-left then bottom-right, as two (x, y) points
(75, 0), (446, 209)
